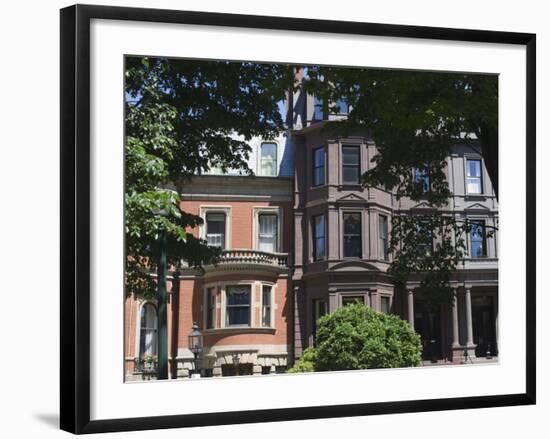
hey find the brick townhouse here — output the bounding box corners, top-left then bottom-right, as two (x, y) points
(124, 70), (498, 380)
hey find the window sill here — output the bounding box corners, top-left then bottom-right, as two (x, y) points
(202, 327), (276, 335)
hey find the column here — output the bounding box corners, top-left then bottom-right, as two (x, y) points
(464, 285), (477, 359)
(451, 289), (460, 347)
(450, 288), (463, 362)
(407, 288), (415, 330)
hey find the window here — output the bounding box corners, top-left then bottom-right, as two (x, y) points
(258, 213), (278, 252)
(379, 215), (389, 261)
(206, 213), (226, 249)
(226, 285), (251, 326)
(416, 220), (433, 256)
(262, 285), (272, 327)
(343, 212), (362, 258)
(342, 146), (360, 184)
(139, 303), (157, 359)
(312, 299), (327, 343)
(414, 167), (431, 192)
(380, 296), (391, 314)
(312, 147), (325, 186)
(312, 214), (326, 261)
(335, 98), (349, 114)
(206, 287), (216, 329)
(470, 220), (487, 257)
(260, 142), (277, 176)
(313, 96), (324, 120)
(342, 296), (365, 306)
(466, 159), (483, 194)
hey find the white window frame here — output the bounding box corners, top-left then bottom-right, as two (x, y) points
(257, 141), (279, 177)
(203, 286), (218, 330)
(221, 282), (255, 328)
(199, 206), (232, 249)
(134, 300), (158, 359)
(252, 206), (283, 253)
(260, 283), (276, 328)
(464, 155), (484, 195)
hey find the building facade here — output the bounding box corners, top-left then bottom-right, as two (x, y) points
(124, 76), (498, 380)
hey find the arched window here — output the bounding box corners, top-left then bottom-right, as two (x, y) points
(139, 303), (158, 359)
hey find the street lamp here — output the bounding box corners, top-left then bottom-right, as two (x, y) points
(188, 322), (203, 378)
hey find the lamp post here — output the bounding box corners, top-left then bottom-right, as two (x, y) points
(155, 211), (168, 380)
(188, 322), (203, 378)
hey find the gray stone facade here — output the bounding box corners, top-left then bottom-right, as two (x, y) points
(290, 92), (498, 364)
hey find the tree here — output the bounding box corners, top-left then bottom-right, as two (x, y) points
(125, 57), (294, 297)
(303, 67), (498, 303)
(290, 303), (422, 372)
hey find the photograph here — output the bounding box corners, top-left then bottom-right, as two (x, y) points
(123, 57), (499, 381)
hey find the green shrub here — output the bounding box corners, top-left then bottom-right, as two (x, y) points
(315, 303), (422, 371)
(287, 347), (318, 373)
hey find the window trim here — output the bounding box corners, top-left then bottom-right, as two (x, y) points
(468, 218), (488, 258)
(199, 206), (232, 249)
(312, 146), (326, 187)
(258, 141), (279, 177)
(203, 281), (276, 331)
(378, 214), (390, 261)
(252, 206), (283, 253)
(203, 286), (218, 330)
(224, 284), (253, 328)
(380, 294), (392, 314)
(260, 283), (275, 328)
(341, 145), (361, 185)
(464, 156), (484, 195)
(342, 211), (363, 259)
(134, 301), (158, 359)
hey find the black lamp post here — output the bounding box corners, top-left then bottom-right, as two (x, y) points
(154, 209), (168, 380)
(188, 322), (203, 377)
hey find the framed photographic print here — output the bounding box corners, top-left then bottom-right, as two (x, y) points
(60, 4), (536, 434)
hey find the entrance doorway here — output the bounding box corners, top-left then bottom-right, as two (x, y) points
(414, 300), (442, 362)
(472, 294), (498, 358)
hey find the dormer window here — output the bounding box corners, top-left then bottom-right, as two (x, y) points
(260, 142), (277, 176)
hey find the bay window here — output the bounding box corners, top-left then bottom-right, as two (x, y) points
(226, 285), (251, 326)
(343, 212), (362, 258)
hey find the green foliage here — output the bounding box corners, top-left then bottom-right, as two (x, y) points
(315, 303), (422, 370)
(287, 348), (318, 373)
(125, 57), (293, 297)
(387, 214), (495, 305)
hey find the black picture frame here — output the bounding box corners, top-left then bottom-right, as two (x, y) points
(60, 4), (536, 434)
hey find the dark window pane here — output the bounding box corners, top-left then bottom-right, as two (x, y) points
(262, 285), (272, 327)
(206, 213), (226, 249)
(342, 146), (360, 184)
(343, 212), (362, 258)
(226, 285), (251, 326)
(313, 147), (325, 186)
(313, 215), (326, 260)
